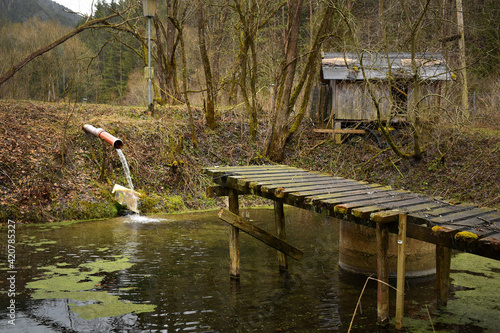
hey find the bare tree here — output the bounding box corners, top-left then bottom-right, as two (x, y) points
(265, 1), (334, 161)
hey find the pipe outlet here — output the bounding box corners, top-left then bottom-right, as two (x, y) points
(83, 124), (123, 149)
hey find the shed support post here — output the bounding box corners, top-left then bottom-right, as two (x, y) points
(228, 189), (240, 280)
(436, 245), (452, 306)
(334, 121), (342, 145)
(376, 221), (390, 326)
(395, 213), (407, 330)
(274, 201), (288, 271)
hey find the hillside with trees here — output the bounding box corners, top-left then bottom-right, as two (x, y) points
(0, 0), (499, 223)
(0, 0), (81, 26)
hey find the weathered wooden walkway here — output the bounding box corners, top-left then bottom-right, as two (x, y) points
(206, 165), (500, 260)
(205, 164), (500, 327)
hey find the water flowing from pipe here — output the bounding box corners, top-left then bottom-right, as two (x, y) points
(116, 149), (138, 213)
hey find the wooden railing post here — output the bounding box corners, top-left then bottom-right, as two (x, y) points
(395, 213), (407, 330)
(274, 201), (288, 271)
(228, 189), (240, 280)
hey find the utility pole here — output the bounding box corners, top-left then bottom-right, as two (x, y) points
(456, 0), (469, 118)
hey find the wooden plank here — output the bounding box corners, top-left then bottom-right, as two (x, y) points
(449, 217), (500, 233)
(371, 210), (401, 223)
(314, 128), (367, 134)
(218, 208), (304, 261)
(326, 192), (417, 211)
(301, 184), (382, 201)
(303, 186), (392, 200)
(302, 183), (383, 198)
(204, 165), (295, 177)
(400, 202), (446, 213)
(395, 213), (407, 330)
(408, 204), (476, 220)
(352, 206), (385, 219)
(283, 184), (383, 201)
(205, 165), (291, 173)
(245, 171), (337, 180)
(244, 172), (333, 183)
(430, 207), (496, 224)
(247, 175), (344, 192)
(330, 194), (420, 214)
(213, 169), (309, 181)
(380, 197), (437, 209)
(261, 178), (366, 194)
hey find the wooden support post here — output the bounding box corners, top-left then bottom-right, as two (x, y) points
(228, 189), (240, 280)
(395, 213), (407, 330)
(376, 221), (390, 326)
(274, 201), (288, 271)
(334, 121), (342, 144)
(436, 245), (452, 306)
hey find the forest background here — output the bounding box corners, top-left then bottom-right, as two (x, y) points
(0, 0), (499, 223)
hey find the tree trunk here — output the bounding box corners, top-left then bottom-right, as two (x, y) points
(197, 0), (217, 130)
(265, 0), (304, 162)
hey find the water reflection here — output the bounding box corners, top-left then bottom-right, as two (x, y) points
(0, 207), (499, 332)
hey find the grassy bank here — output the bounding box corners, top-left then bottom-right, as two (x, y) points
(1, 100), (499, 224)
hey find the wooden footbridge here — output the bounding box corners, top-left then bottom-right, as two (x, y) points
(205, 164), (500, 328)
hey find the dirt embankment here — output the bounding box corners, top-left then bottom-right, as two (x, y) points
(1, 100), (499, 223)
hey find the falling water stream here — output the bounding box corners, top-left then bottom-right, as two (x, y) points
(116, 148), (138, 213)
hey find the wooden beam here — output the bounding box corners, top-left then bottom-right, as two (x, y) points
(218, 208), (304, 261)
(228, 189), (240, 280)
(313, 128), (367, 134)
(376, 221), (390, 325)
(274, 201), (288, 271)
(352, 205), (384, 219)
(206, 186), (229, 197)
(395, 213), (407, 330)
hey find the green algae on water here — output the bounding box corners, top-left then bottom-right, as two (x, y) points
(434, 253), (500, 332)
(27, 256), (155, 320)
(400, 253), (500, 333)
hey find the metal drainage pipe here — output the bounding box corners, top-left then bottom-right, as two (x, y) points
(82, 124), (123, 149)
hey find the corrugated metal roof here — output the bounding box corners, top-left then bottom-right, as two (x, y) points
(321, 52), (451, 81)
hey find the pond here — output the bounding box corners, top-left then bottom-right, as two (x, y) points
(1, 207), (499, 332)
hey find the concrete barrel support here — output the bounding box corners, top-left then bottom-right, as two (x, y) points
(339, 221), (436, 278)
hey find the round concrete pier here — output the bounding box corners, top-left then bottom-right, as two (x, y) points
(339, 221), (436, 278)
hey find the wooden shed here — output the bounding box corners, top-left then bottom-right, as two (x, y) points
(314, 52), (452, 128)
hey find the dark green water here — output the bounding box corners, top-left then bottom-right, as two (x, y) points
(1, 207), (499, 332)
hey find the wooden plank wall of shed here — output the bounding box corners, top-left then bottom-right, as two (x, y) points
(332, 81), (392, 121)
(315, 81), (445, 124)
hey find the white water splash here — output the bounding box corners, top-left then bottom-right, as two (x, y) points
(125, 215), (164, 223)
(116, 149), (139, 213)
